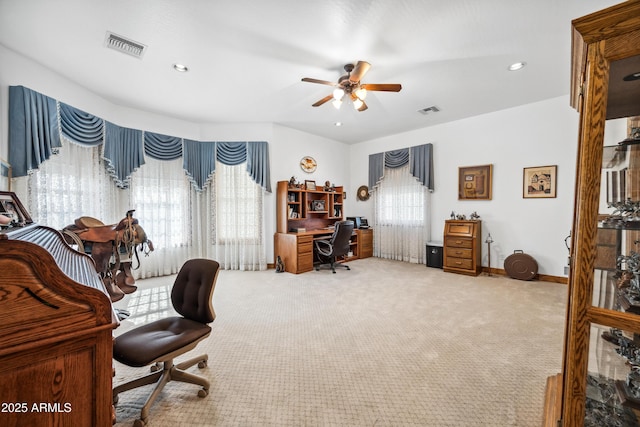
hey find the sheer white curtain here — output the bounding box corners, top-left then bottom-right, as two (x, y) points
(373, 164), (430, 264)
(19, 141), (267, 277)
(128, 157), (196, 278)
(209, 161), (266, 270)
(24, 141), (122, 229)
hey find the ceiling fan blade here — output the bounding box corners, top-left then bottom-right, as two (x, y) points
(357, 101), (368, 112)
(349, 61), (371, 83)
(312, 94), (334, 107)
(302, 77), (338, 87)
(361, 83), (402, 92)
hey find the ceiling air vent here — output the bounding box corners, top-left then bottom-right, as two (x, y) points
(418, 106), (440, 115)
(104, 32), (147, 59)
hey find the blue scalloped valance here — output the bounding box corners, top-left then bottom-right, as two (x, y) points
(369, 143), (434, 191)
(60, 102), (104, 146)
(8, 86), (271, 192)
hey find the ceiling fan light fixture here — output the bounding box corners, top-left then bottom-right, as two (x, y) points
(354, 87), (367, 100)
(333, 88), (345, 100)
(353, 98), (364, 110)
(332, 99), (342, 109)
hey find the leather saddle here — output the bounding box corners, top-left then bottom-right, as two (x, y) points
(62, 211), (150, 303)
(73, 215), (138, 243)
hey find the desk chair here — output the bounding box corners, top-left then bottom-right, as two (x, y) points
(314, 220), (354, 273)
(112, 258), (220, 427)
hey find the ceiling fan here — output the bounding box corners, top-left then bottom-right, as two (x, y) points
(302, 61), (402, 112)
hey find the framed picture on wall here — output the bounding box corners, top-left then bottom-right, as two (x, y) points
(458, 164), (493, 200)
(0, 159), (10, 192)
(523, 165), (557, 198)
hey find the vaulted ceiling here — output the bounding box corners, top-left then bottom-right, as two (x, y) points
(0, 0), (623, 144)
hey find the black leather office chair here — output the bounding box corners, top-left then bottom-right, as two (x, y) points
(314, 220), (354, 273)
(112, 258), (220, 427)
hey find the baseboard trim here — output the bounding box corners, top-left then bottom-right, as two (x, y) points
(268, 261), (568, 284)
(482, 267), (568, 284)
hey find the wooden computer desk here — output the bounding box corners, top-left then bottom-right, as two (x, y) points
(274, 228), (372, 274)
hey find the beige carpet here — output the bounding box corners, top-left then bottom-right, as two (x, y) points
(112, 257), (567, 427)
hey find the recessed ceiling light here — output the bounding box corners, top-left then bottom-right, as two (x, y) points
(508, 62), (526, 71)
(334, 122), (343, 127)
(173, 63), (189, 72)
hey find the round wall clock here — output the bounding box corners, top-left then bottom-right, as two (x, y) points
(300, 156), (317, 173)
(357, 185), (370, 201)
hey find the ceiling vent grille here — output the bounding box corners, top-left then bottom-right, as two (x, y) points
(104, 32), (147, 59)
(418, 106), (440, 115)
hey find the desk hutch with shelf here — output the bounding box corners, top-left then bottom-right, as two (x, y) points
(274, 180), (372, 274)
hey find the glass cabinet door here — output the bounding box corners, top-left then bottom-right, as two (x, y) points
(557, 4), (640, 424)
(568, 49), (640, 425)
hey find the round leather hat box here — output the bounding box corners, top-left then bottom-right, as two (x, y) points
(504, 250), (538, 280)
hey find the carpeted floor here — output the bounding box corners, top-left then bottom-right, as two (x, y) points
(112, 257), (567, 427)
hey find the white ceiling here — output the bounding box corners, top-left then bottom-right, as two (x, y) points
(0, 0), (623, 144)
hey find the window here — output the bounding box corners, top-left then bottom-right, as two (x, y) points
(373, 165), (429, 263)
(214, 162), (262, 242)
(129, 157), (191, 248)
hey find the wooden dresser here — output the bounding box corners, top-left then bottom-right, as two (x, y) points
(443, 220), (482, 276)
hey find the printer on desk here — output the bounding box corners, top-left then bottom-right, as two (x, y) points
(347, 216), (369, 229)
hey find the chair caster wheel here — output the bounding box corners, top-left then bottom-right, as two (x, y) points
(150, 362), (161, 372)
(133, 418), (147, 427)
(198, 388), (209, 398)
(198, 360), (207, 369)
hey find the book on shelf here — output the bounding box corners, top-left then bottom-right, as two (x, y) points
(290, 227), (306, 233)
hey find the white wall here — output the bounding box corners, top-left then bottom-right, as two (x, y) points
(350, 98), (582, 277)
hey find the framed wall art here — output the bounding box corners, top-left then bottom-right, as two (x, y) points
(0, 158), (10, 192)
(523, 165), (557, 198)
(305, 180), (317, 191)
(458, 164), (493, 200)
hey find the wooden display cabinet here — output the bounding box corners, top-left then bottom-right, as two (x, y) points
(543, 3), (640, 426)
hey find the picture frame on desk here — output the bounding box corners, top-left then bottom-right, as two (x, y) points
(312, 199), (325, 211)
(0, 191), (33, 227)
(305, 180), (316, 191)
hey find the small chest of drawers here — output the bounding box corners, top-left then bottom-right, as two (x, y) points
(443, 220), (481, 276)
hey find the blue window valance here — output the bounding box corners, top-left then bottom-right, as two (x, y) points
(368, 143), (434, 191)
(104, 122), (145, 188)
(8, 86), (61, 177)
(144, 132), (182, 160)
(8, 85), (271, 192)
(60, 102), (104, 146)
(182, 140), (272, 192)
